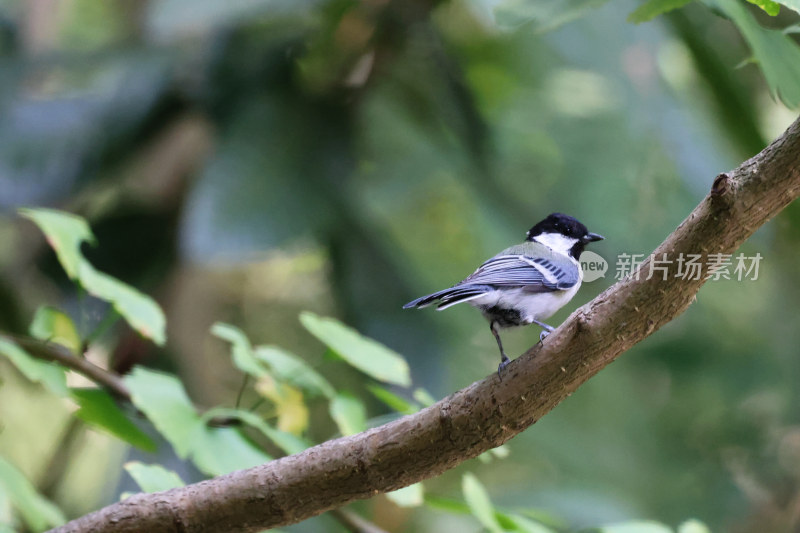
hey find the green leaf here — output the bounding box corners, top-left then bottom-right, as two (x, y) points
(477, 444), (511, 464)
(386, 483), (424, 507)
(126, 367), (270, 476)
(423, 495), (471, 514)
(300, 312), (411, 386)
(428, 497), (558, 533)
(425, 493), (547, 531)
(0, 484), (13, 530)
(202, 408), (312, 456)
(71, 388), (156, 452)
(0, 338), (68, 396)
(678, 520), (711, 533)
(29, 306), (82, 354)
(412, 388), (437, 407)
(211, 323), (268, 377)
(598, 521), (673, 533)
(19, 208), (166, 345)
(489, 0), (612, 32)
(627, 0), (694, 23)
(190, 425), (271, 476)
(710, 0), (800, 108)
(734, 56), (759, 69)
(367, 385), (419, 414)
(125, 367), (200, 458)
(462, 473), (504, 533)
(516, 509), (565, 530)
(784, 23), (800, 34)
(491, 445), (510, 459)
(18, 208), (94, 280)
(255, 345), (336, 399)
(78, 267), (166, 346)
(329, 391), (367, 436)
(507, 514), (557, 533)
(746, 0), (780, 15)
(124, 462), (184, 493)
(0, 456), (65, 532)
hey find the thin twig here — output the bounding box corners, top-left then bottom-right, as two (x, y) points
(6, 335), (131, 400)
(38, 418), (83, 499)
(235, 373), (249, 409)
(5, 334), (251, 429)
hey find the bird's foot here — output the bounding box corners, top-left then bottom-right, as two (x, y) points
(538, 329), (550, 345)
(497, 355), (511, 379)
(532, 319), (554, 333)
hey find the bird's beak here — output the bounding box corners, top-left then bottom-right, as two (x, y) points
(583, 232), (604, 243)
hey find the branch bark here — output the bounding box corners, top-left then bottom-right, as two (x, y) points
(50, 116), (800, 533)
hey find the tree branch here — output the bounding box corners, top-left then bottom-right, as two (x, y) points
(6, 335), (132, 400)
(50, 116), (800, 533)
(6, 335), (256, 429)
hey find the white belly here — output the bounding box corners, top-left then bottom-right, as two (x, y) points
(467, 280), (582, 326)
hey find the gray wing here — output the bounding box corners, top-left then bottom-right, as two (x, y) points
(459, 253), (579, 291)
(403, 243), (580, 310)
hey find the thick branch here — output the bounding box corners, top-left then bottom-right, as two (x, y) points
(51, 116), (800, 533)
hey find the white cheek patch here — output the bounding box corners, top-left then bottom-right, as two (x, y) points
(533, 233), (579, 255)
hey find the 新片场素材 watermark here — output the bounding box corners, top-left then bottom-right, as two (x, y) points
(580, 252), (762, 282)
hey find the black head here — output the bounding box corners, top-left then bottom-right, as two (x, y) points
(526, 213), (604, 259)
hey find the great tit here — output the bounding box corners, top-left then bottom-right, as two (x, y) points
(403, 213), (604, 374)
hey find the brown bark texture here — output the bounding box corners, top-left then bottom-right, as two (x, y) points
(50, 116), (800, 533)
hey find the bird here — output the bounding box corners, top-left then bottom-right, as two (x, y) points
(403, 213), (603, 375)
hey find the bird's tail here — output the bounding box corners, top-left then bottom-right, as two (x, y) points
(403, 285), (492, 310)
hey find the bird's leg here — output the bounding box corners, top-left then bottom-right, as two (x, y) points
(490, 321), (510, 376)
(531, 319), (554, 343)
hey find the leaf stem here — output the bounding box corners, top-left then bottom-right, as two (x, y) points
(235, 373), (250, 409)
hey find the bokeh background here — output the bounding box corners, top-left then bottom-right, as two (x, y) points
(0, 0), (799, 531)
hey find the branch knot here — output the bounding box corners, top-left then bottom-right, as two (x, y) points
(711, 172), (731, 196)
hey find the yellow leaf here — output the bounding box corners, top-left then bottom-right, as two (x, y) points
(255, 376), (309, 435)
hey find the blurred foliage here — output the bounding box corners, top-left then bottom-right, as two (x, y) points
(122, 461), (185, 494)
(0, 0), (799, 532)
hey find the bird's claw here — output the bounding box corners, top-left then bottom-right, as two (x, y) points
(539, 330), (550, 343)
(497, 358), (511, 379)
